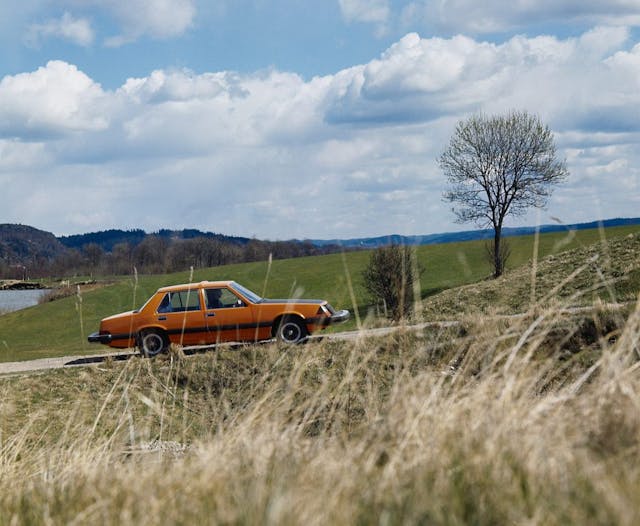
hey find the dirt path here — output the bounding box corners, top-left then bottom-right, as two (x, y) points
(0, 350), (138, 375)
(0, 322), (456, 376)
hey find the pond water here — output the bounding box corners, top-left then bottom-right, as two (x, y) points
(0, 289), (49, 313)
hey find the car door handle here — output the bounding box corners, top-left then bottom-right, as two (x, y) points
(157, 316), (167, 321)
(207, 312), (216, 317)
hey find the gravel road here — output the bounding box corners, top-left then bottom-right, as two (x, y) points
(0, 322), (456, 376)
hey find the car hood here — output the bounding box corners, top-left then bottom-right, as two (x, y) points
(259, 299), (325, 305)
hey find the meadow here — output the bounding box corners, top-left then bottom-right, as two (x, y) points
(0, 224), (638, 362)
(0, 225), (640, 526)
(0, 225), (638, 523)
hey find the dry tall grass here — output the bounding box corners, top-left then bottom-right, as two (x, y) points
(0, 296), (638, 524)
(423, 232), (640, 319)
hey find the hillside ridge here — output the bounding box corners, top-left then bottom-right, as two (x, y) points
(422, 231), (640, 318)
(1, 218), (639, 275)
(310, 217), (640, 248)
(0, 224), (66, 267)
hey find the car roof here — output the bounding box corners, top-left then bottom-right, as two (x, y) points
(156, 280), (234, 293)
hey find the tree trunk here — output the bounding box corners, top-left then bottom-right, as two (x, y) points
(493, 227), (503, 278)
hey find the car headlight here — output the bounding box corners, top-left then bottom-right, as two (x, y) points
(319, 304), (336, 316)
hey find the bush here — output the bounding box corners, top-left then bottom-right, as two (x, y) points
(38, 286), (76, 304)
(362, 244), (423, 320)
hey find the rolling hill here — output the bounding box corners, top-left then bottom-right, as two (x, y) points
(0, 224), (66, 266)
(2, 217), (639, 269)
(310, 217), (640, 248)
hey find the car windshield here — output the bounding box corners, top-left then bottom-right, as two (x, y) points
(230, 282), (262, 304)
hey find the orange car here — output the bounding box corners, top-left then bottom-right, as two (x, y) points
(88, 280), (349, 356)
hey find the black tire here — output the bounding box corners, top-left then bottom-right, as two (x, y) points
(276, 317), (308, 345)
(137, 329), (169, 357)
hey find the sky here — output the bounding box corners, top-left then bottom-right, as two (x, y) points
(0, 1), (639, 240)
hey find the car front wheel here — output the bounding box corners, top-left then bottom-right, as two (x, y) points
(276, 317), (309, 344)
(137, 329), (169, 357)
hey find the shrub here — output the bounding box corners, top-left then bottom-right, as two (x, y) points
(362, 244), (423, 320)
(38, 286), (76, 304)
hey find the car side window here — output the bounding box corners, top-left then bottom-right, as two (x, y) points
(205, 288), (245, 309)
(157, 290), (201, 313)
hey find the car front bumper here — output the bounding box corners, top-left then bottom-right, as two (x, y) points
(329, 309), (350, 324)
(306, 309), (350, 328)
(88, 331), (112, 344)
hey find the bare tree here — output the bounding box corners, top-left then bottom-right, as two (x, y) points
(108, 242), (134, 275)
(439, 111), (568, 277)
(133, 235), (168, 273)
(82, 243), (104, 273)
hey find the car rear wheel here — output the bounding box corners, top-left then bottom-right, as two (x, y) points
(276, 317), (308, 344)
(137, 329), (169, 357)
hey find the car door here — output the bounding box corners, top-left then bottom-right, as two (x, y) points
(155, 288), (208, 346)
(203, 286), (258, 342)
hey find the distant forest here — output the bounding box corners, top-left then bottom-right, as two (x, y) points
(0, 226), (345, 280)
(3, 217), (639, 280)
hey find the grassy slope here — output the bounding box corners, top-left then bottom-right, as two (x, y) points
(423, 229), (640, 319)
(0, 224), (638, 362)
(0, 226), (639, 523)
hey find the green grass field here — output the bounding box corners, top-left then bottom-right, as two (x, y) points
(0, 224), (638, 362)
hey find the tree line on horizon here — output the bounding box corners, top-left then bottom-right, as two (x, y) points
(0, 231), (345, 280)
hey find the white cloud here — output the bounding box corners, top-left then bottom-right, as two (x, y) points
(15, 0), (195, 47)
(324, 27), (640, 135)
(102, 0), (196, 45)
(338, 0), (390, 24)
(1, 28), (640, 237)
(25, 11), (94, 47)
(402, 0), (640, 33)
(0, 61), (108, 138)
(0, 140), (50, 173)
